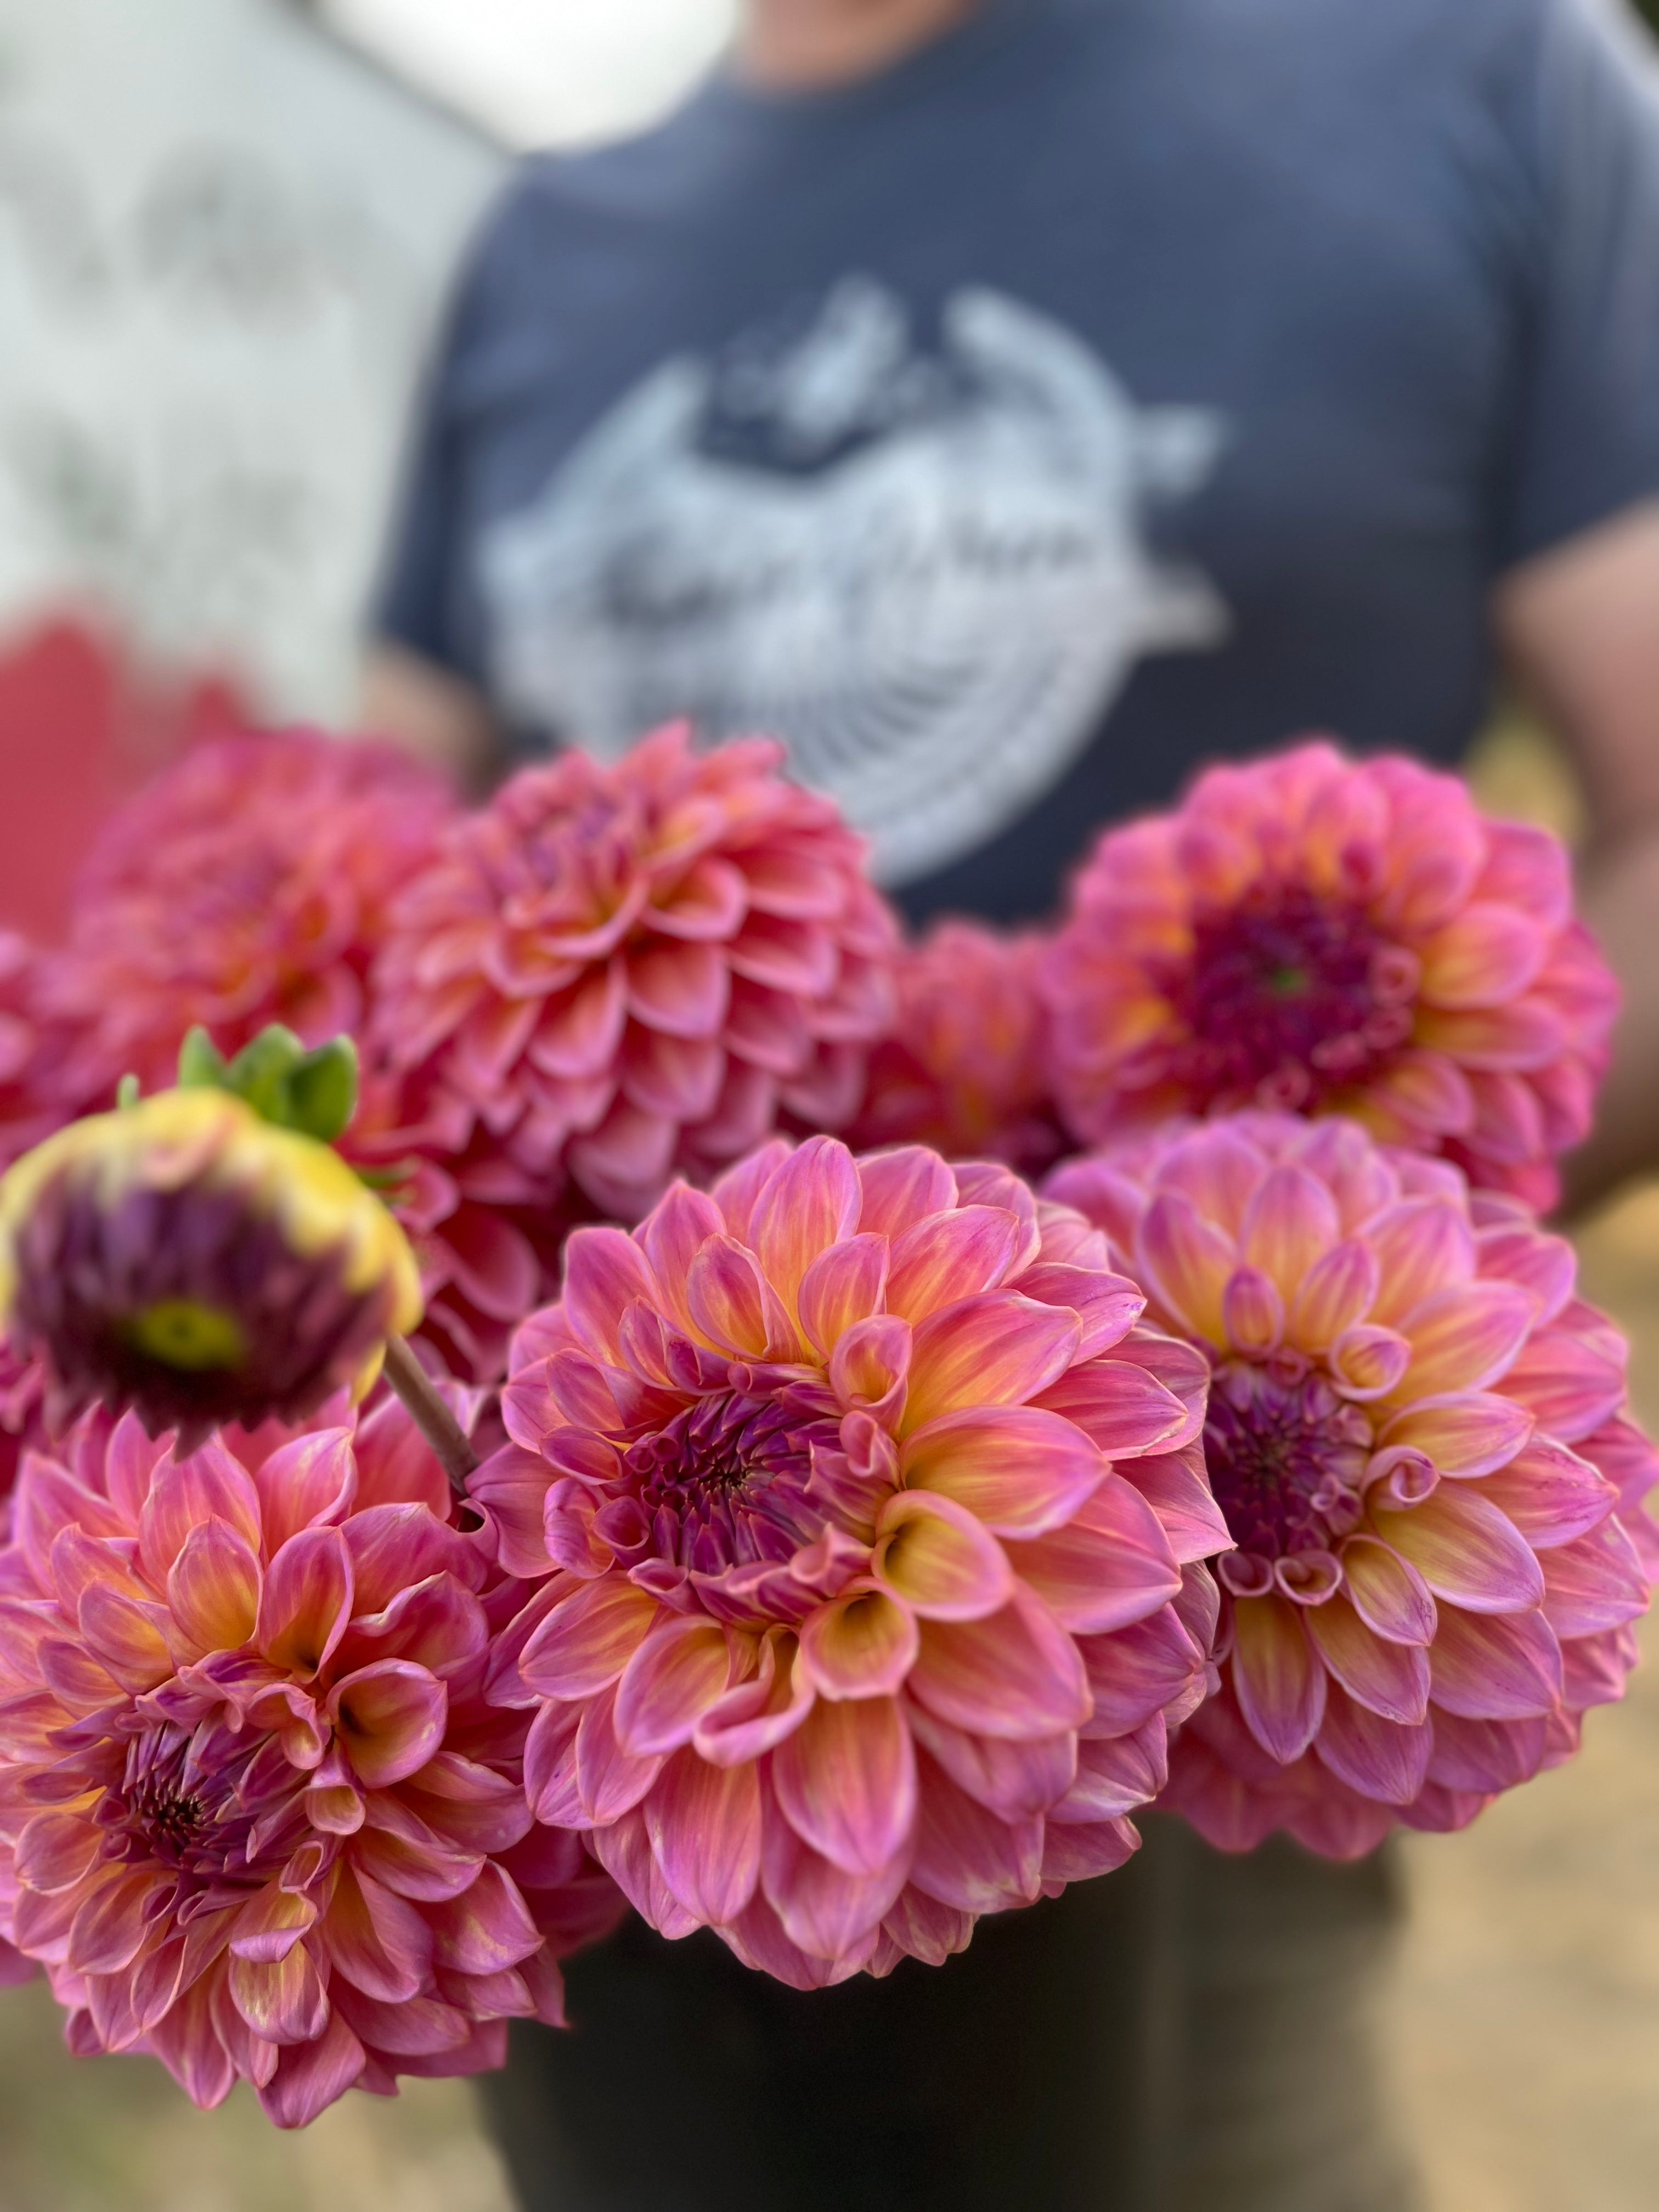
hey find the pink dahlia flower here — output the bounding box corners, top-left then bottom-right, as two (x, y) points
(365, 727), (899, 1234)
(41, 730), (456, 1111)
(0, 1392), (622, 2124)
(850, 922), (1062, 1176)
(1042, 743), (1619, 1209)
(1049, 1113), (1658, 1858)
(476, 1134), (1227, 1988)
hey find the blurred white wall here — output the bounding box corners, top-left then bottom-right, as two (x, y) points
(317, 0), (738, 151)
(0, 0), (506, 720)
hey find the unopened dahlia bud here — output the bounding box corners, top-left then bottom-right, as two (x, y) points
(0, 1086), (421, 1444)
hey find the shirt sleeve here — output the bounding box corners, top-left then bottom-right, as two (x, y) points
(1495, 0), (1659, 566)
(366, 224), (495, 686)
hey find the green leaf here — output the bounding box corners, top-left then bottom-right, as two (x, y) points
(285, 1037), (359, 1144)
(222, 1027), (308, 1126)
(176, 1028), (228, 1089)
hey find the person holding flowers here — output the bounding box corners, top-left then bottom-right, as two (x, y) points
(352, 0), (1659, 2203)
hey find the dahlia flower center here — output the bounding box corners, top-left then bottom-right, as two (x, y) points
(624, 1389), (836, 1575)
(1175, 883), (1413, 1107)
(125, 1298), (246, 1374)
(1204, 1358), (1372, 1564)
(102, 1723), (283, 1882)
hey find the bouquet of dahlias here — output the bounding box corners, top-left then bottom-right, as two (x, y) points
(0, 712), (1646, 2128)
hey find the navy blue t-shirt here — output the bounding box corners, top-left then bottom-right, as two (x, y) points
(375, 0), (1659, 924)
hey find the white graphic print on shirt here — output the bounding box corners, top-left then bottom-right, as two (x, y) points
(481, 279), (1231, 885)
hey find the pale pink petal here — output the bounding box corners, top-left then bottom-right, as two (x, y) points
(1380, 1393), (1535, 1478)
(1231, 1594), (1325, 1764)
(1428, 1605), (1562, 1720)
(612, 1616), (735, 1757)
(1305, 1597), (1430, 1724)
(1314, 1685), (1432, 1805)
(645, 1750), (763, 1924)
(1369, 1487), (1544, 1615)
(771, 1695), (917, 1876)
(909, 1590), (1091, 1740)
(798, 1590), (918, 1700)
(900, 1295), (1082, 1434)
(873, 1493), (1013, 1622)
(1002, 1474), (1182, 1634)
(1341, 1536), (1438, 1646)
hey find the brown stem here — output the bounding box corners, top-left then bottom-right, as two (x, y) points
(382, 1334), (479, 1499)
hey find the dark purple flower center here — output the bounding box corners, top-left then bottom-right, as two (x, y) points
(623, 1389), (836, 1576)
(14, 1169), (394, 1448)
(1204, 1359), (1373, 1564)
(99, 1723), (296, 1886)
(1169, 882), (1414, 1109)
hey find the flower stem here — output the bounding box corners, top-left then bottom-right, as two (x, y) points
(382, 1334), (478, 1498)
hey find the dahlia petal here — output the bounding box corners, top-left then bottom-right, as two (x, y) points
(167, 1520), (262, 1656)
(1037, 1817), (1139, 1891)
(229, 1881), (319, 1965)
(1003, 1474), (1183, 1634)
(1305, 1596), (1430, 1723)
(826, 1313), (911, 1420)
(527, 959), (628, 1080)
(873, 1492), (1013, 1621)
(138, 1447), (263, 1588)
(1370, 1486), (1544, 1615)
(856, 1147), (959, 1239)
(428, 1863), (541, 1975)
(520, 1578), (659, 1701)
(1479, 1439), (1621, 1547)
(899, 1407), (1107, 1534)
(257, 2010), (366, 2130)
(561, 1227), (659, 1364)
(148, 1983), (238, 2111)
(1222, 1266), (1284, 1356)
(1341, 1536), (1437, 1646)
(771, 1695), (917, 1877)
(1028, 1361), (1193, 1462)
(1231, 1594), (1325, 1764)
(905, 1703), (1079, 1822)
(900, 1294), (1082, 1434)
(66, 1870), (164, 1977)
(907, 1750), (1042, 1914)
(1115, 1445), (1234, 1564)
(1242, 1166), (1341, 1299)
(228, 1942), (329, 2048)
(693, 1630), (815, 1766)
(624, 939), (731, 1040)
(1135, 1192), (1234, 1345)
(910, 1590), (1091, 1741)
(723, 1890), (873, 1989)
(885, 1207), (1027, 1323)
(14, 1811), (103, 1895)
(321, 1866), (430, 2004)
(523, 1699), (586, 1829)
(684, 1235), (797, 1359)
(1538, 1519), (1649, 1638)
(1364, 1050), (1474, 1139)
(1366, 1201), (1476, 1327)
(329, 1982), (472, 2058)
(329, 1660), (449, 1787)
(255, 1527), (354, 1680)
(1048, 1717), (1166, 1822)
(612, 1615), (735, 1756)
(1076, 1602), (1204, 1736)
(1150, 1126), (1266, 1238)
(747, 1136), (863, 1308)
(797, 1235), (889, 1359)
(1417, 903), (1546, 1010)
(798, 1590), (918, 1700)
(1428, 1605), (1562, 1720)
(1380, 1393), (1535, 1479)
(1500, 1327), (1627, 1443)
(1413, 1000), (1565, 1070)
(1327, 1325), (1412, 1401)
(646, 1749), (763, 1924)
(76, 1584), (173, 1692)
(1395, 1282), (1539, 1401)
(877, 1886), (975, 1968)
(1314, 1685), (1432, 1805)
(759, 1791), (908, 1961)
(1424, 1709), (1548, 1795)
(251, 1431), (358, 1556)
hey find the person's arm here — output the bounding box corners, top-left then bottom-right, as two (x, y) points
(1493, 499), (1659, 1212)
(359, 640), (501, 794)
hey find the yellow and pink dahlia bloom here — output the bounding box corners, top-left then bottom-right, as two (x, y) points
(1049, 1114), (1657, 1858)
(476, 1135), (1227, 1988)
(1042, 744), (1618, 1209)
(0, 1393), (620, 2124)
(41, 731), (456, 1111)
(850, 922), (1062, 1176)
(365, 727), (899, 1232)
